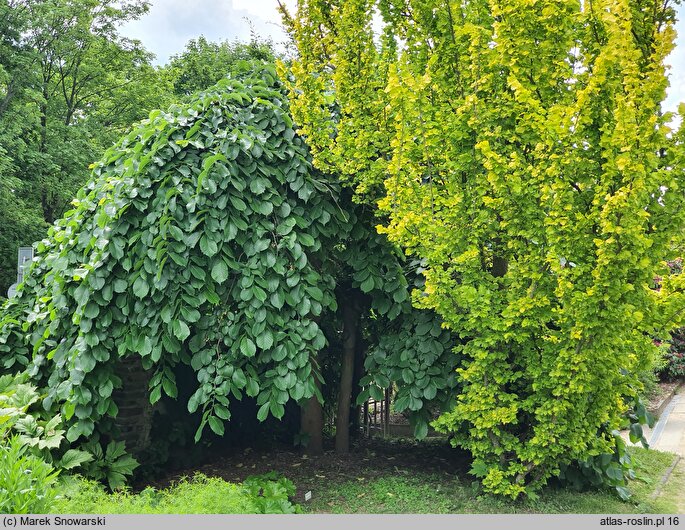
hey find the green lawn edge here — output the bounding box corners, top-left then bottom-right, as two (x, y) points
(301, 447), (680, 514)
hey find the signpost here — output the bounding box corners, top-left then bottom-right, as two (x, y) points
(7, 246), (34, 298)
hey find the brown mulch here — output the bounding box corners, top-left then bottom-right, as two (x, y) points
(143, 436), (469, 502)
(646, 380), (682, 416)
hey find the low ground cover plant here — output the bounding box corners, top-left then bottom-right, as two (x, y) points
(51, 473), (301, 514)
(0, 435), (59, 514)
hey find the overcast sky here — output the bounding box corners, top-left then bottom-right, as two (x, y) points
(120, 0), (293, 63)
(120, 0), (685, 115)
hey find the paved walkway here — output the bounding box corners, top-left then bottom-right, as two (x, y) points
(647, 385), (685, 455)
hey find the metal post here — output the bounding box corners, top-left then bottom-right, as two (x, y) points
(384, 388), (390, 438)
(363, 400), (369, 437)
(8, 246), (34, 298)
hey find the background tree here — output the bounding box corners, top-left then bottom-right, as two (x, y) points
(0, 0), (164, 295)
(0, 2), (286, 298)
(0, 0), (49, 292)
(280, 0), (685, 498)
(166, 35), (277, 98)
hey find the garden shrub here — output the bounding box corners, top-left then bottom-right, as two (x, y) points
(78, 440), (139, 491)
(0, 371), (91, 512)
(659, 329), (685, 380)
(0, 372), (93, 473)
(243, 472), (301, 514)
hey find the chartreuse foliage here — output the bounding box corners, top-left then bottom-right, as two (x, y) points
(281, 0), (685, 498)
(52, 473), (300, 514)
(0, 63), (344, 445)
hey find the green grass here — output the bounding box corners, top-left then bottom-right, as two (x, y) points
(649, 456), (685, 514)
(302, 447), (680, 514)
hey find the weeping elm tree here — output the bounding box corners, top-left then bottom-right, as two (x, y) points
(0, 61), (459, 462)
(280, 0), (685, 497)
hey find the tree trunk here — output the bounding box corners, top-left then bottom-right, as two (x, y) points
(39, 77), (49, 153)
(300, 355), (323, 455)
(350, 326), (366, 435)
(491, 236), (508, 279)
(492, 255), (508, 278)
(335, 296), (359, 453)
(41, 191), (55, 225)
(0, 80), (15, 118)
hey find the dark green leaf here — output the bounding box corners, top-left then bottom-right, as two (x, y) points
(214, 404), (231, 420)
(188, 392), (200, 414)
(256, 330), (274, 350)
(360, 276), (374, 293)
(240, 337), (257, 357)
(423, 381), (438, 400)
(606, 464), (624, 482)
(162, 378), (178, 398)
(173, 320), (191, 341)
(205, 288), (220, 305)
(615, 486), (631, 501)
(232, 368), (247, 388)
(133, 276), (149, 299)
(257, 402), (270, 422)
(414, 421), (428, 440)
(150, 385), (162, 405)
(199, 235), (218, 257)
(211, 259), (229, 284)
(270, 291), (284, 309)
(629, 423), (643, 444)
(113, 279), (127, 293)
(270, 401), (285, 419)
(246, 378), (260, 397)
(208, 416), (225, 436)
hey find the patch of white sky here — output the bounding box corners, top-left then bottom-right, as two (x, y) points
(119, 0), (295, 64)
(120, 1), (684, 117)
(664, 2), (685, 124)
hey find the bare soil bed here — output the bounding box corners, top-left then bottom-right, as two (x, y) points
(140, 380), (684, 506)
(145, 436), (470, 503)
